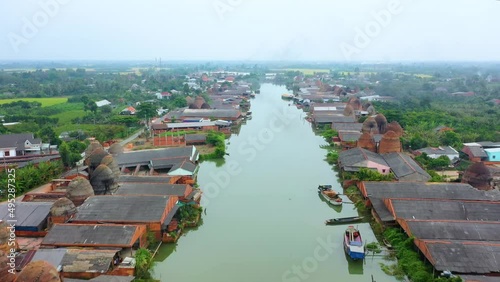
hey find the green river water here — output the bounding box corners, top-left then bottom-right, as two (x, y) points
(153, 84), (398, 282)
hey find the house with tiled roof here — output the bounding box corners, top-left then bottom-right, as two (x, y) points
(120, 106), (136, 115)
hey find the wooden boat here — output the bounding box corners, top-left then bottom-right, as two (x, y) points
(343, 226), (365, 260)
(318, 185), (342, 206)
(281, 93), (294, 100)
(382, 238), (393, 249)
(325, 216), (363, 225)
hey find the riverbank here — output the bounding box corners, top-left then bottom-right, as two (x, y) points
(309, 107), (463, 282)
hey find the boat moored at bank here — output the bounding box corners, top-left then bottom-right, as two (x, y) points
(343, 225), (366, 260)
(318, 185), (343, 206)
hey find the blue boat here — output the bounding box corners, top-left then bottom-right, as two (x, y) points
(343, 226), (365, 260)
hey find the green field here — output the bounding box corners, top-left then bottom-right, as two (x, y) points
(0, 97), (68, 107)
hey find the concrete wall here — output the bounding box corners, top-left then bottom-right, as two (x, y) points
(0, 149), (16, 157)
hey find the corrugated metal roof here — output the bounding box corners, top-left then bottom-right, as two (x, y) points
(391, 199), (500, 221)
(362, 182), (499, 200)
(406, 220), (500, 241)
(42, 224), (140, 247)
(332, 122), (363, 132)
(116, 183), (189, 197)
(169, 160), (197, 174)
(115, 146), (196, 166)
(339, 148), (388, 169)
(118, 175), (174, 183)
(0, 202), (51, 230)
(338, 131), (362, 142)
(314, 115), (355, 124)
(167, 122), (215, 128)
(382, 152), (430, 181)
(150, 158), (188, 169)
(31, 248), (67, 269)
(182, 109), (240, 118)
(185, 134), (207, 141)
(423, 240), (500, 273)
(73, 195), (171, 223)
(362, 182), (500, 222)
(62, 248), (118, 273)
(416, 146), (458, 156)
(466, 146), (488, 158)
(460, 275), (500, 282)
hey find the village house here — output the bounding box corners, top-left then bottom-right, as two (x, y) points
(462, 142), (500, 163)
(414, 146), (459, 161)
(114, 147), (199, 183)
(164, 109), (241, 122)
(0, 133), (42, 157)
(120, 106), (136, 115)
(382, 152), (431, 182)
(0, 202), (52, 236)
(462, 143), (489, 162)
(41, 223), (148, 250)
(338, 147), (391, 174)
(151, 121), (218, 135)
(484, 148), (500, 162)
(70, 195), (179, 241)
(357, 181), (500, 225)
(30, 248), (133, 279)
(95, 99), (111, 107)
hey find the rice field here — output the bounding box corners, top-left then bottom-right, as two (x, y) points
(0, 97), (68, 107)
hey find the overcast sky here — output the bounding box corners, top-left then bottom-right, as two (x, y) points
(1, 0), (499, 62)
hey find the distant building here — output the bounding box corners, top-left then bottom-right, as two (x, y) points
(484, 148), (500, 162)
(95, 99), (111, 107)
(0, 133), (42, 157)
(414, 146), (459, 161)
(120, 106), (136, 115)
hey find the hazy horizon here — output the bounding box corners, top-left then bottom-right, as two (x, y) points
(1, 0), (500, 62)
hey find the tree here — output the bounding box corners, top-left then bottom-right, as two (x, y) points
(87, 101), (98, 114)
(100, 105), (112, 114)
(410, 136), (428, 150)
(135, 248), (154, 279)
(440, 131), (461, 148)
(354, 168), (394, 181)
(59, 142), (71, 167)
(38, 126), (61, 145)
(137, 103), (158, 127)
(182, 83), (190, 94)
(61, 140), (87, 167)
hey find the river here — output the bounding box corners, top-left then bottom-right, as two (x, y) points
(153, 84), (397, 282)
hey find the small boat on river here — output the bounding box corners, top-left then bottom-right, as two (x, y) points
(382, 238), (393, 249)
(343, 226), (365, 260)
(318, 185), (342, 206)
(325, 216), (363, 225)
(281, 93), (294, 100)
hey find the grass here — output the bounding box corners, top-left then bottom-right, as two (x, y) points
(51, 109), (86, 125)
(36, 102), (96, 134)
(0, 97), (68, 107)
